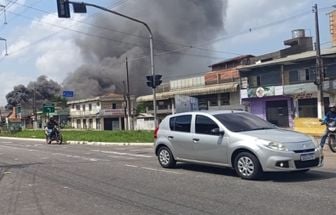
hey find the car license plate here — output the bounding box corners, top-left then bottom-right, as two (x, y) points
(300, 153), (315, 161)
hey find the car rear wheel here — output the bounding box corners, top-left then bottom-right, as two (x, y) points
(234, 152), (262, 180)
(158, 146), (176, 168)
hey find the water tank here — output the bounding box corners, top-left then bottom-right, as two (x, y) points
(292, 29), (305, 38)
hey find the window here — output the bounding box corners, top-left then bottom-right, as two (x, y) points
(82, 104), (86, 111)
(89, 104), (92, 111)
(289, 70), (299, 83)
(170, 115), (192, 132)
(214, 112), (275, 132)
(220, 93), (230, 106)
(249, 75), (261, 87)
(305, 69), (310, 81)
(112, 103), (117, 109)
(195, 115), (219, 135)
(76, 105), (80, 110)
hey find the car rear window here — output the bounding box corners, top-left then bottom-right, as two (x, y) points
(170, 115), (192, 132)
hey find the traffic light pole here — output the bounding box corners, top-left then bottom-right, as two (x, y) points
(65, 1), (158, 128)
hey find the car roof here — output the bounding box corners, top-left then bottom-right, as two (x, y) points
(167, 110), (245, 117)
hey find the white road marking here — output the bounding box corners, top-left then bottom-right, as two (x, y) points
(107, 155), (135, 160)
(91, 150), (152, 158)
(141, 167), (181, 174)
(125, 164), (138, 168)
(124, 164), (181, 174)
(52, 152), (101, 162)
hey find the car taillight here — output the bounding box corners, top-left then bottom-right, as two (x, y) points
(154, 127), (159, 139)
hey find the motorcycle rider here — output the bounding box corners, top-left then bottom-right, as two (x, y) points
(320, 104), (336, 148)
(46, 117), (59, 138)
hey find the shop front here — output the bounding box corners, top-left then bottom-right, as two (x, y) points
(241, 86), (293, 128)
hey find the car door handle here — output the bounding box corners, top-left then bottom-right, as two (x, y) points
(192, 138), (200, 143)
(168, 136), (174, 140)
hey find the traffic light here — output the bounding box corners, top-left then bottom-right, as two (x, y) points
(146, 74), (162, 89)
(146, 75), (154, 88)
(154, 74), (162, 87)
(56, 0), (70, 18)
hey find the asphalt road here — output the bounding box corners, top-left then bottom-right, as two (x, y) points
(0, 138), (335, 215)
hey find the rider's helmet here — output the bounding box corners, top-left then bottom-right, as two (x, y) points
(330, 104), (336, 112)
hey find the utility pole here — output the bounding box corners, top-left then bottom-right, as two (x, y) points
(33, 84), (37, 129)
(125, 57), (133, 130)
(313, 4), (324, 118)
(122, 81), (128, 130)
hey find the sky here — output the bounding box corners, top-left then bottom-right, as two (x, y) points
(0, 0), (335, 106)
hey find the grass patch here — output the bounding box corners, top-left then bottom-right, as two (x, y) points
(0, 129), (154, 143)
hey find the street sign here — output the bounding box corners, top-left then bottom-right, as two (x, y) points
(63, 90), (74, 97)
(43, 104), (55, 113)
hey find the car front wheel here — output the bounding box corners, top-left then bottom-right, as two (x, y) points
(234, 152), (262, 180)
(158, 146), (176, 168)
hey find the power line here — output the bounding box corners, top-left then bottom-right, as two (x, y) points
(1, 2), (332, 63)
(7, 0), (241, 57)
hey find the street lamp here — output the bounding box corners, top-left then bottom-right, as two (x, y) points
(57, 0), (159, 128)
(0, 37), (8, 56)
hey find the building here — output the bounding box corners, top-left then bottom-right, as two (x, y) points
(239, 43), (336, 128)
(67, 93), (135, 130)
(136, 55), (253, 128)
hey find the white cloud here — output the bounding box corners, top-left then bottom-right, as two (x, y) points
(0, 11), (87, 105)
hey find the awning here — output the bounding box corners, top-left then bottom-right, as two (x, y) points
(136, 82), (239, 102)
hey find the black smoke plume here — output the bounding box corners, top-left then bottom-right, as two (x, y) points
(63, 0), (227, 99)
(6, 75), (62, 110)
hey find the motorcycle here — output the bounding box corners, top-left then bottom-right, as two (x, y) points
(320, 119), (336, 152)
(45, 126), (63, 144)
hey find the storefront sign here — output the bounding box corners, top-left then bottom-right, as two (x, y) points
(245, 86), (283, 98)
(293, 92), (314, 99)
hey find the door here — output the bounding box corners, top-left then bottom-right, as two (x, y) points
(266, 100), (289, 127)
(191, 115), (228, 164)
(168, 115), (194, 159)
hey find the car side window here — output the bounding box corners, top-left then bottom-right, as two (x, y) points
(195, 115), (219, 135)
(170, 115), (192, 132)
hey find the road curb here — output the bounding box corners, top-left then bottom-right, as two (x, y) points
(66, 140), (154, 146)
(0, 136), (153, 146)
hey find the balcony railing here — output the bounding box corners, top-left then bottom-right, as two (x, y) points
(70, 109), (126, 117)
(99, 109), (125, 117)
(70, 110), (100, 117)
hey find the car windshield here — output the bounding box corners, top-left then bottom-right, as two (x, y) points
(214, 112), (276, 132)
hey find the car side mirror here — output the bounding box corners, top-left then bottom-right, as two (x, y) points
(211, 128), (225, 136)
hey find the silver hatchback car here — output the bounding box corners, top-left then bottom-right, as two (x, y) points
(154, 111), (323, 179)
